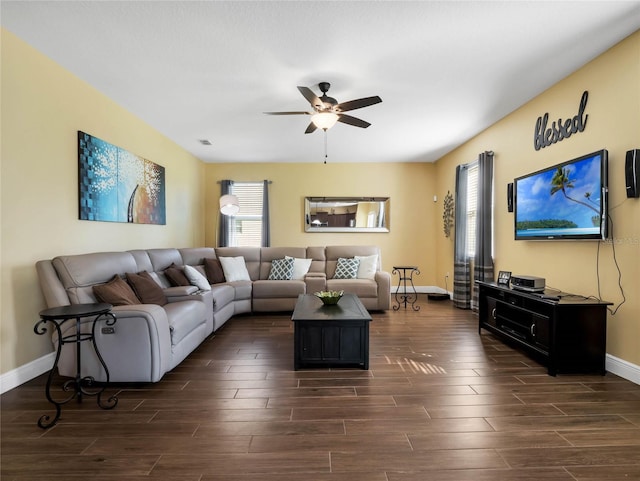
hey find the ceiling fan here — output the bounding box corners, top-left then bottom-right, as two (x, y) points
(265, 82), (382, 134)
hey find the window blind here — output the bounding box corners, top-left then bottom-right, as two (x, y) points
(229, 182), (264, 247)
(466, 162), (478, 257)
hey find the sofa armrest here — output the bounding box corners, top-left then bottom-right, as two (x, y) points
(52, 304), (173, 383)
(109, 304), (173, 381)
(165, 288), (211, 304)
(164, 289), (214, 336)
(375, 271), (392, 310)
(304, 272), (327, 294)
(36, 259), (70, 307)
(305, 272), (326, 278)
(164, 285), (199, 298)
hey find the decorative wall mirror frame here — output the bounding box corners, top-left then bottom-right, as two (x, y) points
(304, 197), (390, 233)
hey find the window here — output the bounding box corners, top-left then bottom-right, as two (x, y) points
(466, 162), (478, 257)
(227, 182), (265, 247)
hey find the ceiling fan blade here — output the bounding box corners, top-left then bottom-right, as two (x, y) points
(337, 114), (371, 128)
(304, 122), (318, 134)
(264, 111), (311, 115)
(336, 96), (382, 112)
(297, 86), (324, 109)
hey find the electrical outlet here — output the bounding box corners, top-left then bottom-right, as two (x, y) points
(101, 327), (115, 335)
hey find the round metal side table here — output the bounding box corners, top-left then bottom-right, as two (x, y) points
(392, 266), (420, 311)
(34, 303), (118, 428)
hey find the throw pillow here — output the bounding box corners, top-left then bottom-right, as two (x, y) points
(125, 271), (168, 306)
(355, 254), (378, 280)
(285, 256), (313, 280)
(203, 258), (225, 284)
(184, 264), (212, 291)
(268, 257), (294, 280)
(93, 274), (140, 306)
(164, 263), (191, 287)
(218, 256), (251, 282)
(333, 257), (360, 279)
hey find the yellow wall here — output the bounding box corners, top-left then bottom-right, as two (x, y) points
(2, 26), (638, 381)
(0, 30), (206, 375)
(435, 31), (640, 365)
(204, 162), (437, 278)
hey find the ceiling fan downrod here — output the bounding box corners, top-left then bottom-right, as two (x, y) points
(318, 82), (337, 108)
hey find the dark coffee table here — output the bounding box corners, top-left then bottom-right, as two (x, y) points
(34, 303), (118, 428)
(291, 293), (372, 370)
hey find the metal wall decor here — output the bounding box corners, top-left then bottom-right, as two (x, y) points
(534, 91), (589, 151)
(443, 191), (454, 238)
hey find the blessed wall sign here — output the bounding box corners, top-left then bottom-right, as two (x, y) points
(534, 90), (589, 151)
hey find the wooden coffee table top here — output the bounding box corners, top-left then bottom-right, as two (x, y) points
(292, 294), (372, 322)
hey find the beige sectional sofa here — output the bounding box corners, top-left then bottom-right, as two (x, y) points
(36, 245), (390, 383)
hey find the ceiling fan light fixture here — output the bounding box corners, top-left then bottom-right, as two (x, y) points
(311, 112), (339, 130)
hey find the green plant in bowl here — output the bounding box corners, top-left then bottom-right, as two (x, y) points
(314, 290), (344, 305)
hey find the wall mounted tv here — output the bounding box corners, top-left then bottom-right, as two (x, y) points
(514, 149), (608, 240)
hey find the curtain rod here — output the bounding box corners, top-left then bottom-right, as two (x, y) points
(216, 180), (272, 184)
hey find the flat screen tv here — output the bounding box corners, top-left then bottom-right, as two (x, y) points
(514, 149), (608, 240)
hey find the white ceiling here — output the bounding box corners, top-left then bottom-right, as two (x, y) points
(2, 1), (639, 164)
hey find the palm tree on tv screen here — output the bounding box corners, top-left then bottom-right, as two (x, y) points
(550, 167), (599, 217)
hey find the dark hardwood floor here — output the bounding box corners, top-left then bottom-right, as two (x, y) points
(2, 298), (640, 480)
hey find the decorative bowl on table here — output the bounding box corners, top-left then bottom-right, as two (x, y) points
(314, 290), (344, 305)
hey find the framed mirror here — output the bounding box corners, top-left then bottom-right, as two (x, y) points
(304, 197), (390, 233)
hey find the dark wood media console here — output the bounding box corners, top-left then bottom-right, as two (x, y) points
(477, 281), (612, 376)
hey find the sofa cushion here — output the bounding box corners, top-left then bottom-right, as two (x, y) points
(215, 247), (261, 280)
(179, 247), (217, 266)
(184, 265), (212, 291)
(66, 286), (99, 304)
(93, 275), (140, 306)
(163, 300), (206, 346)
(285, 256), (313, 280)
(204, 258), (225, 284)
(164, 264), (191, 287)
(53, 252), (138, 288)
(356, 254), (378, 280)
(268, 258), (294, 280)
(253, 279), (305, 298)
(305, 246), (327, 276)
(219, 256), (251, 282)
(325, 246), (380, 279)
(126, 271), (168, 306)
(228, 280), (253, 301)
(333, 257), (360, 279)
(210, 284), (235, 310)
(326, 278), (379, 298)
(146, 248), (183, 272)
(128, 249), (154, 272)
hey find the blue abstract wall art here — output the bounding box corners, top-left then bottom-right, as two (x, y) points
(78, 131), (166, 224)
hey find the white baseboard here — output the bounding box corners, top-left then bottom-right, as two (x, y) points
(2, 336), (638, 395)
(0, 352), (55, 394)
(391, 285), (450, 294)
(606, 354), (640, 384)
